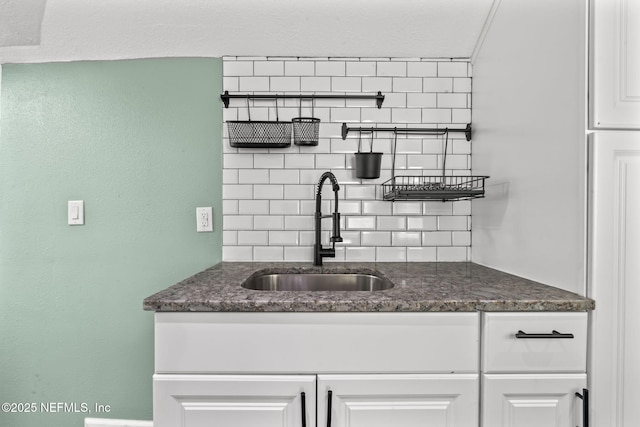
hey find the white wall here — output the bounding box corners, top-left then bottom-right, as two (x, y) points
(471, 0), (587, 294)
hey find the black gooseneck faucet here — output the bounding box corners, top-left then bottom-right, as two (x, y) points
(314, 171), (343, 266)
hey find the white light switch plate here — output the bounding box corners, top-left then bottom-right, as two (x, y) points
(196, 207), (213, 232)
(68, 200), (84, 225)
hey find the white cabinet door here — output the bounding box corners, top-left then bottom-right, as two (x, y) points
(483, 374), (587, 427)
(153, 374), (316, 427)
(590, 132), (640, 426)
(317, 374), (479, 427)
(591, 0), (640, 128)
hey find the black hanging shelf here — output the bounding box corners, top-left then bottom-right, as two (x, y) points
(221, 91), (385, 109)
(341, 123), (487, 202)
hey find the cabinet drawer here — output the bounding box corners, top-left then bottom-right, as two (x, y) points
(155, 312), (479, 374)
(482, 312), (587, 373)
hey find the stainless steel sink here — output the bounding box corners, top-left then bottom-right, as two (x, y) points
(241, 273), (394, 292)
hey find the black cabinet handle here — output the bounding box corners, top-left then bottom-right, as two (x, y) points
(575, 388), (589, 427)
(300, 392), (307, 427)
(326, 390), (333, 427)
(515, 330), (574, 339)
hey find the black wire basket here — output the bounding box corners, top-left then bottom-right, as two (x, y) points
(292, 97), (320, 146)
(227, 96), (291, 148)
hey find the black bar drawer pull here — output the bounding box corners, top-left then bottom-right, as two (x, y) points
(575, 388), (589, 427)
(515, 330), (574, 339)
(300, 392), (307, 427)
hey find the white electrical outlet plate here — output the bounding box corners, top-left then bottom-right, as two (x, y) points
(196, 207), (213, 232)
(68, 200), (84, 225)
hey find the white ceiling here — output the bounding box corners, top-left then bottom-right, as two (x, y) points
(0, 0), (496, 63)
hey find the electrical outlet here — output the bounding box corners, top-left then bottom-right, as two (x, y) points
(196, 207), (213, 232)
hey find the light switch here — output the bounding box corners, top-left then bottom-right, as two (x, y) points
(68, 200), (84, 225)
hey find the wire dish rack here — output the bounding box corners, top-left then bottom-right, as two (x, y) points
(382, 175), (488, 201)
(382, 127), (488, 202)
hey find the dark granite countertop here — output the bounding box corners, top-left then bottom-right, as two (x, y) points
(143, 262), (595, 312)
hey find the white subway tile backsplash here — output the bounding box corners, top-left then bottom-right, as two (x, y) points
(284, 215), (314, 230)
(223, 246), (253, 261)
(437, 93), (468, 109)
(438, 62), (469, 77)
(224, 153), (253, 169)
(392, 108), (422, 123)
(407, 93), (437, 108)
(377, 61), (407, 77)
(301, 77), (331, 92)
(254, 61), (284, 76)
(238, 169), (269, 184)
(316, 61), (346, 76)
(392, 231), (422, 246)
(270, 76), (301, 92)
(346, 61), (377, 76)
(254, 215), (284, 230)
(393, 78), (423, 92)
(223, 200), (239, 215)
(362, 231), (391, 246)
(376, 247), (407, 261)
(346, 247), (376, 261)
(438, 215), (469, 231)
(407, 247), (437, 261)
(239, 76), (270, 91)
(346, 216), (376, 230)
(407, 217), (437, 230)
(253, 184), (284, 200)
(285, 185), (315, 200)
(238, 230), (269, 245)
(256, 154), (284, 169)
(452, 231), (471, 246)
(362, 77), (392, 92)
(223, 56), (472, 263)
(224, 215), (254, 230)
(254, 246), (284, 261)
(407, 62), (438, 77)
(331, 108), (361, 123)
(239, 200), (269, 215)
(375, 215), (405, 230)
(423, 78), (453, 93)
(224, 61), (253, 76)
(284, 61), (315, 76)
(270, 200), (300, 215)
(346, 185), (376, 200)
(269, 231), (299, 245)
(223, 184), (253, 200)
(437, 246), (467, 262)
(423, 231), (452, 246)
(392, 201), (422, 215)
(362, 200), (392, 215)
(269, 169), (300, 184)
(331, 77), (362, 92)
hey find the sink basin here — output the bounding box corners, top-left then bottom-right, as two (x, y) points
(241, 273), (394, 292)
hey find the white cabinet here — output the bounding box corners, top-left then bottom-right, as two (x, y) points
(153, 374), (315, 427)
(591, 0), (640, 128)
(153, 312), (480, 427)
(481, 312), (588, 427)
(151, 311), (587, 426)
(483, 374), (586, 427)
(317, 374), (478, 427)
(589, 132), (640, 426)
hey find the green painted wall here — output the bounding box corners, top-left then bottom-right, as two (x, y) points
(0, 58), (222, 426)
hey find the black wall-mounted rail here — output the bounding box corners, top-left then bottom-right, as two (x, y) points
(341, 123), (472, 141)
(220, 91), (385, 109)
